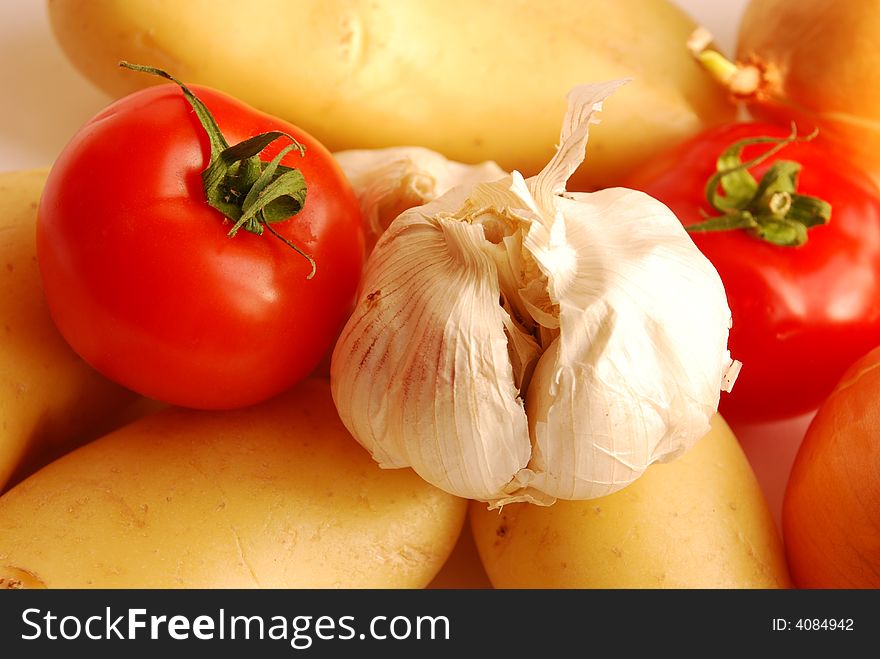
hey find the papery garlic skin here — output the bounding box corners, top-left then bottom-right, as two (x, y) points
(511, 188), (735, 504)
(334, 147), (506, 252)
(329, 185), (532, 502)
(330, 81), (737, 507)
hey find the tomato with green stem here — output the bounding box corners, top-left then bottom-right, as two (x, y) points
(37, 64), (365, 410)
(626, 121), (880, 423)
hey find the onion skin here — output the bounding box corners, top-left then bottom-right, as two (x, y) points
(736, 0), (880, 183)
(782, 345), (880, 588)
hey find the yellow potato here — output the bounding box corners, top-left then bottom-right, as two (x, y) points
(470, 415), (791, 588)
(0, 168), (137, 491)
(47, 0), (735, 190)
(0, 377), (467, 588)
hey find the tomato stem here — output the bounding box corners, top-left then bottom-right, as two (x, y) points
(687, 124), (831, 247)
(119, 61), (316, 279)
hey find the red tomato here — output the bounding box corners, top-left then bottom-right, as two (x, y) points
(782, 344), (880, 588)
(37, 80), (365, 410)
(626, 122), (880, 423)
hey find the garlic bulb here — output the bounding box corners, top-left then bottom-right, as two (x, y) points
(334, 147), (506, 252)
(330, 81), (739, 507)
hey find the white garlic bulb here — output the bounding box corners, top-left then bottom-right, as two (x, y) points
(334, 146), (506, 252)
(330, 80), (739, 508)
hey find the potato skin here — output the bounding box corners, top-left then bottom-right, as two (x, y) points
(0, 377), (467, 588)
(470, 415), (791, 588)
(47, 0), (734, 191)
(0, 168), (136, 491)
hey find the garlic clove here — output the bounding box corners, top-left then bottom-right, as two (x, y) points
(330, 193), (532, 501)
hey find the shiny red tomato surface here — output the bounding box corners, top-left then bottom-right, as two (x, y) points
(37, 82), (365, 409)
(627, 122), (880, 423)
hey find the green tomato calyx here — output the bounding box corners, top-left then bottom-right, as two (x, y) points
(687, 124), (832, 247)
(120, 61), (316, 278)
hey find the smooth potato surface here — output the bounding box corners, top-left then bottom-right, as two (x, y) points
(0, 168), (136, 491)
(0, 377), (467, 588)
(471, 415), (791, 588)
(47, 0), (735, 190)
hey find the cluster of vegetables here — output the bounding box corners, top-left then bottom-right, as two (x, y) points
(1, 0), (878, 589)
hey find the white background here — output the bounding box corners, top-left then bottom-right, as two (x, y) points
(1, 0), (809, 528)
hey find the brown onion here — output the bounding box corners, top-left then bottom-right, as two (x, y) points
(733, 0), (880, 182)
